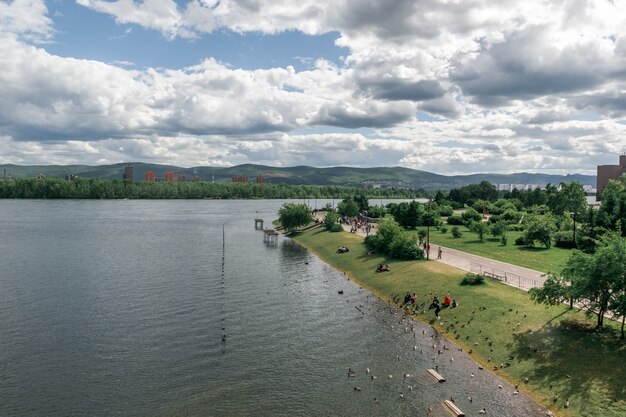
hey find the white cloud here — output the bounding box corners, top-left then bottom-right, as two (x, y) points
(3, 0), (626, 174)
(0, 0), (55, 43)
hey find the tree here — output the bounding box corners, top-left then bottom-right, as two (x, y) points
(390, 201), (423, 229)
(337, 197), (359, 218)
(468, 221), (489, 242)
(389, 233), (424, 260)
(277, 203), (312, 233)
(365, 218), (404, 254)
(523, 215), (556, 248)
(531, 234), (626, 331)
(353, 193), (369, 213)
(462, 208), (482, 224)
(323, 211), (339, 231)
(547, 181), (587, 217)
(490, 220), (507, 238)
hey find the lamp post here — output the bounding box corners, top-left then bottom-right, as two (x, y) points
(426, 199), (432, 260)
(571, 211), (577, 248)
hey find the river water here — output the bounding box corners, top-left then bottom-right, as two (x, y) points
(0, 200), (547, 416)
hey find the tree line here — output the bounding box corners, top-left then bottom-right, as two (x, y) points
(0, 177), (420, 200)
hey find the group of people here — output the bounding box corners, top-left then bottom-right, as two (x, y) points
(403, 292), (417, 305)
(429, 292), (457, 319)
(336, 246), (349, 253)
(376, 263), (390, 272)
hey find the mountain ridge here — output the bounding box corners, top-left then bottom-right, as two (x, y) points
(0, 163), (596, 189)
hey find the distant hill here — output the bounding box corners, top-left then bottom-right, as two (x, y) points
(0, 163), (596, 190)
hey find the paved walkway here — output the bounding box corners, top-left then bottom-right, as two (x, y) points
(333, 218), (547, 291)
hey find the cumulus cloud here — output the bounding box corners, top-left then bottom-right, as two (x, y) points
(0, 0), (55, 43)
(4, 0), (626, 174)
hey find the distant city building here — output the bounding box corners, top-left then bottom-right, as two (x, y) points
(37, 173), (46, 180)
(597, 154), (626, 200)
(64, 174), (78, 181)
(497, 184), (510, 191)
(145, 171), (156, 182)
(232, 175), (248, 183)
(177, 174), (187, 182)
(164, 171), (175, 182)
(123, 164), (134, 181)
(256, 175), (265, 184)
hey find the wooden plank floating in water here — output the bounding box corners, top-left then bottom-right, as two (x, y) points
(428, 368), (446, 382)
(443, 400), (465, 417)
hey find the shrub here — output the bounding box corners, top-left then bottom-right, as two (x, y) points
(468, 221), (489, 241)
(460, 273), (485, 286)
(514, 235), (526, 246)
(503, 209), (523, 224)
(438, 205), (454, 217)
(367, 205), (386, 219)
(554, 230), (576, 248)
(500, 233), (508, 246)
(451, 226), (463, 238)
(323, 211), (339, 231)
(328, 223), (343, 233)
(418, 230), (427, 239)
(490, 220), (508, 237)
(462, 208), (482, 224)
(440, 226), (448, 234)
(389, 233), (424, 260)
(447, 215), (464, 225)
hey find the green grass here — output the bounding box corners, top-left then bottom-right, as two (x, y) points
(294, 228), (626, 417)
(423, 227), (573, 273)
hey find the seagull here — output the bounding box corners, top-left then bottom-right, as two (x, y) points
(366, 368), (370, 374)
(468, 396), (473, 403)
(479, 408), (486, 414)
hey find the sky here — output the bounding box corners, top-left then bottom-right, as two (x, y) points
(1, 0), (626, 175)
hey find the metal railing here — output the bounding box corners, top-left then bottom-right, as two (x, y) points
(470, 261), (545, 290)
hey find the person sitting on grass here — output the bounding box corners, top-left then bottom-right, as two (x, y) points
(403, 292), (412, 305)
(443, 292), (451, 308)
(376, 263), (391, 272)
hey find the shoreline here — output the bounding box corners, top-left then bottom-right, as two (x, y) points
(289, 227), (626, 417)
(291, 233), (554, 416)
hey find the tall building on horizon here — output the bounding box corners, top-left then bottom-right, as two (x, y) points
(597, 154), (626, 200)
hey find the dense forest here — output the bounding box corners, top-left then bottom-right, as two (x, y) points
(0, 177), (421, 200)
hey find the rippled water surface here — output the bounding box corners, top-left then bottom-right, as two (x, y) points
(0, 200), (547, 416)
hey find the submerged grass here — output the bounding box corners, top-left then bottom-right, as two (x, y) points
(293, 228), (626, 417)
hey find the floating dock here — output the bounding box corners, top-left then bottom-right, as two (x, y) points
(428, 368), (446, 382)
(443, 400), (465, 416)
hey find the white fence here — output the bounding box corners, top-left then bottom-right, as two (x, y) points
(470, 261), (545, 290)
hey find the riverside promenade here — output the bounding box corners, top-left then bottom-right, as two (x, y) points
(338, 220), (547, 291)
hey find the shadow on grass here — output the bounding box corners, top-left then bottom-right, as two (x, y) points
(516, 246), (550, 253)
(509, 318), (626, 406)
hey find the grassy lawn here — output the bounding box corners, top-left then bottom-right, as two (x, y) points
(422, 226), (573, 273)
(293, 228), (626, 417)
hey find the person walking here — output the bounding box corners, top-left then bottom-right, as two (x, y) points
(437, 246), (443, 259)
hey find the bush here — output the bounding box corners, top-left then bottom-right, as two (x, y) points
(460, 273), (485, 286)
(514, 235), (526, 245)
(389, 233), (424, 260)
(367, 205), (386, 219)
(438, 205), (454, 217)
(500, 233), (508, 246)
(554, 230), (576, 248)
(323, 211), (339, 231)
(451, 226), (463, 238)
(462, 208), (482, 224)
(328, 223), (343, 232)
(447, 215), (464, 225)
(502, 209), (523, 224)
(440, 226), (448, 234)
